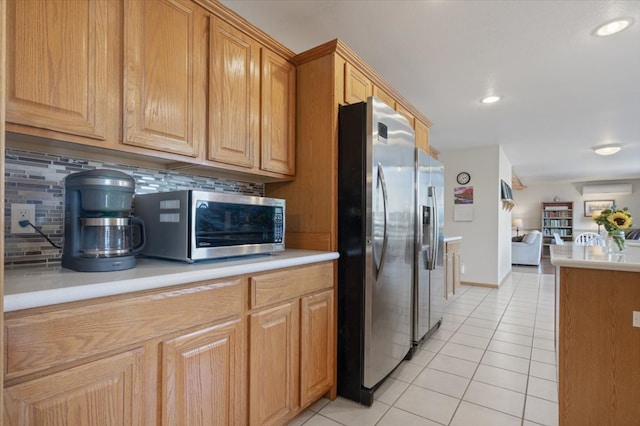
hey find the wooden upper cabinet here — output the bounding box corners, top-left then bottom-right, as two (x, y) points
(344, 62), (372, 104)
(261, 49), (295, 175)
(415, 119), (430, 152)
(6, 0), (108, 140)
(209, 17), (260, 168)
(372, 85), (396, 110)
(396, 103), (416, 128)
(123, 0), (206, 157)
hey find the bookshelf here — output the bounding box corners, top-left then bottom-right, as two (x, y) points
(541, 201), (573, 257)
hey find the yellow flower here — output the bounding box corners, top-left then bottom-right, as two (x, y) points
(608, 211), (632, 230)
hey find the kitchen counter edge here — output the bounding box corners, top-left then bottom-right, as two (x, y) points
(550, 244), (640, 273)
(4, 250), (339, 312)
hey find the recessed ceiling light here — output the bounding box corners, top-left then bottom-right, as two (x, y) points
(592, 144), (622, 156)
(594, 18), (633, 36)
(481, 96), (501, 104)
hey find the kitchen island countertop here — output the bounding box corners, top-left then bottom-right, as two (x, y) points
(550, 244), (640, 272)
(4, 249), (339, 312)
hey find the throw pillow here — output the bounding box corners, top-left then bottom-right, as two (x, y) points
(625, 229), (640, 240)
(523, 232), (537, 244)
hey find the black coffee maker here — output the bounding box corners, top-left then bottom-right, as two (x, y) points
(62, 169), (145, 272)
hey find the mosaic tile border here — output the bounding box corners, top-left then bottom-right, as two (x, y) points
(4, 147), (264, 267)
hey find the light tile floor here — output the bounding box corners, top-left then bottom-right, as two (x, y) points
(288, 268), (558, 426)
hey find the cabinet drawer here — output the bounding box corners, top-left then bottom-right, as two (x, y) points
(250, 262), (333, 309)
(5, 278), (243, 380)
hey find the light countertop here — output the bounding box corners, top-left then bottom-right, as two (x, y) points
(444, 236), (462, 242)
(550, 244), (640, 273)
(4, 249), (339, 312)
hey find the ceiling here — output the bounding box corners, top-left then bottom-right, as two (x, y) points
(221, 0), (640, 185)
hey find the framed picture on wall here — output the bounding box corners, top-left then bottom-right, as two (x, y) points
(584, 200), (614, 217)
(500, 179), (512, 201)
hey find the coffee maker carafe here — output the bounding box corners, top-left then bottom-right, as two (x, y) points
(62, 169), (145, 272)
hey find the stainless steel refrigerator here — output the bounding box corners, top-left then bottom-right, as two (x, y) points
(337, 97), (415, 405)
(412, 148), (445, 352)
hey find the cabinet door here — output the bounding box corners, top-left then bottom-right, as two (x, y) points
(6, 0), (108, 140)
(344, 62), (372, 104)
(123, 0), (206, 157)
(300, 290), (335, 407)
(4, 349), (144, 426)
(372, 85), (396, 110)
(445, 252), (454, 300)
(161, 318), (245, 426)
(453, 252), (461, 295)
(415, 119), (430, 152)
(261, 49), (296, 175)
(209, 17), (260, 168)
(396, 103), (416, 128)
(249, 301), (300, 426)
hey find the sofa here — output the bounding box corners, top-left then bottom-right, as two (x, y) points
(512, 230), (543, 266)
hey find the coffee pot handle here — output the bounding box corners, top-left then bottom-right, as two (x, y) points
(130, 217), (146, 254)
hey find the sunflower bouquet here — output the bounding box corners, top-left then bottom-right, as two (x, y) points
(592, 206), (633, 251)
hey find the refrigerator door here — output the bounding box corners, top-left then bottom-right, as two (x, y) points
(337, 97), (415, 404)
(429, 156), (445, 329)
(414, 148), (432, 342)
(363, 97), (415, 389)
(414, 149), (445, 344)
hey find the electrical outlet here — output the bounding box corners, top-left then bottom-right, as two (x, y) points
(633, 311), (640, 328)
(11, 203), (35, 234)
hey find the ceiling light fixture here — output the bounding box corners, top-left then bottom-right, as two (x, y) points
(481, 96), (501, 104)
(594, 18), (633, 36)
(592, 144), (622, 156)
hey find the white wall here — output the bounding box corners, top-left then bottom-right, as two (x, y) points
(498, 147), (513, 284)
(440, 145), (512, 287)
(511, 179), (640, 236)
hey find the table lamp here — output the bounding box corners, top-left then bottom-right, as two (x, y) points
(512, 218), (524, 237)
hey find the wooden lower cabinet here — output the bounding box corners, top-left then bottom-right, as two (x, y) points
(444, 239), (461, 299)
(4, 349), (144, 426)
(300, 290), (334, 407)
(162, 318), (245, 426)
(248, 262), (335, 425)
(558, 267), (640, 425)
(3, 261), (336, 426)
(249, 301), (300, 426)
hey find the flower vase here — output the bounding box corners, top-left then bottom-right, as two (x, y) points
(606, 230), (626, 254)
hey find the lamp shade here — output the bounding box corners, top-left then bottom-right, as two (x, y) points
(512, 218), (523, 229)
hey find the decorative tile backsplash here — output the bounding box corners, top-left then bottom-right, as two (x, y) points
(4, 147), (264, 266)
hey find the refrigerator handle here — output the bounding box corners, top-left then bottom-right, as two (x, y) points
(428, 185), (440, 270)
(376, 163), (389, 279)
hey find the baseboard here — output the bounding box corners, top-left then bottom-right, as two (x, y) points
(460, 281), (499, 289)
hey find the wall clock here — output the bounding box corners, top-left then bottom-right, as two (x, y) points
(456, 172), (471, 185)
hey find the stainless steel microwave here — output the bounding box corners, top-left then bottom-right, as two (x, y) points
(135, 190), (284, 262)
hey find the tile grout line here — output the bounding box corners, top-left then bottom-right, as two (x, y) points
(439, 274), (528, 425)
(448, 273), (533, 424)
(299, 274), (557, 426)
(520, 273), (545, 426)
(369, 285), (481, 426)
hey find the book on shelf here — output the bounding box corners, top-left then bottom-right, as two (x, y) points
(544, 206), (569, 211)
